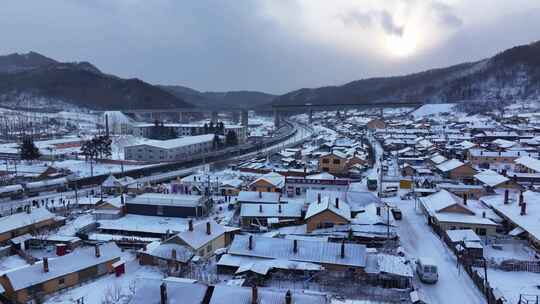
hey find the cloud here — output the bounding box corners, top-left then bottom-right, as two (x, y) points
(340, 10), (404, 37)
(0, 0), (539, 94)
(431, 2), (463, 28)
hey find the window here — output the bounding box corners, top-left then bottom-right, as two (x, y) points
(322, 159), (329, 164)
(333, 159), (341, 165)
(207, 243), (213, 253)
(322, 167), (329, 172)
(58, 278), (65, 286)
(476, 228), (487, 236)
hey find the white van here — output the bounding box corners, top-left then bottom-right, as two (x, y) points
(416, 257), (438, 284)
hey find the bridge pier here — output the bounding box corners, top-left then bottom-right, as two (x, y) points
(273, 108), (281, 129)
(211, 111), (218, 123)
(241, 110), (248, 127)
(232, 111), (240, 124)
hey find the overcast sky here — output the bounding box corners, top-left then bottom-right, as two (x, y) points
(1, 0), (540, 94)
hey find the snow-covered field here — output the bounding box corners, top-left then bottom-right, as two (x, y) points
(411, 103), (457, 118)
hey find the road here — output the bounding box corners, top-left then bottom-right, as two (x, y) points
(368, 135), (486, 304)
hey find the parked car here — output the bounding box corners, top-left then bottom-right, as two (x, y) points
(416, 257), (438, 284)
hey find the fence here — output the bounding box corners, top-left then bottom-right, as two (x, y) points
(462, 262), (506, 304)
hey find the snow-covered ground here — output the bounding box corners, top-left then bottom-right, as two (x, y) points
(412, 103), (457, 118)
(476, 268), (540, 303)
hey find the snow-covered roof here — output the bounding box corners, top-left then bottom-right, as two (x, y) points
(306, 172), (336, 180)
(141, 241), (193, 263)
(3, 243), (121, 291)
(482, 191), (540, 243)
(101, 174), (135, 188)
(175, 220), (226, 250)
(240, 203), (303, 218)
(237, 191), (281, 204)
(220, 178), (243, 188)
(25, 177), (68, 189)
(130, 277), (207, 304)
(365, 254), (413, 278)
(228, 235), (366, 268)
(430, 154), (447, 165)
(217, 254), (323, 274)
(0, 208), (56, 235)
(249, 172), (285, 188)
(446, 229), (481, 243)
(515, 156), (540, 173)
(128, 193), (203, 207)
(0, 184), (23, 194)
(420, 190), (473, 216)
(127, 134), (214, 150)
(305, 196), (351, 221)
(474, 170), (509, 187)
(209, 285), (327, 304)
(436, 159), (465, 172)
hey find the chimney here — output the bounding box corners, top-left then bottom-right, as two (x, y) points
(258, 191), (262, 198)
(188, 219), (194, 231)
(206, 222), (211, 235)
(259, 204), (263, 213)
(335, 197), (339, 209)
(43, 257), (49, 273)
(95, 245), (101, 258)
(171, 249), (177, 261)
(317, 193), (321, 204)
(278, 204), (282, 213)
(285, 290), (292, 304)
(504, 190), (509, 204)
(376, 206), (381, 216)
(248, 235), (253, 250)
(518, 151), (521, 156)
(480, 151), (483, 156)
(482, 211), (486, 218)
(519, 191), (524, 205)
(463, 194), (467, 205)
(293, 239), (298, 254)
(340, 240), (345, 259)
(521, 202), (527, 216)
(251, 285), (258, 304)
(160, 282), (168, 304)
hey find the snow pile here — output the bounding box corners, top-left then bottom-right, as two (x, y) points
(412, 103), (456, 118)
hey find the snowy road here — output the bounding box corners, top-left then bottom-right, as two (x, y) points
(395, 199), (486, 304)
(366, 130), (486, 304)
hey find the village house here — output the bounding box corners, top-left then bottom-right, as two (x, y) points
(284, 172), (350, 198)
(318, 151), (348, 175)
(0, 208), (62, 243)
(305, 195), (351, 233)
(240, 203), (303, 230)
(366, 118), (386, 130)
(514, 155), (540, 173)
(474, 170), (523, 192)
(435, 159), (477, 182)
(420, 190), (498, 236)
(221, 235), (367, 274)
(248, 172), (285, 193)
(0, 243), (121, 303)
(125, 193), (208, 218)
(482, 190), (540, 249)
(237, 191), (281, 204)
(138, 241), (193, 269)
(468, 149), (538, 168)
(218, 178), (243, 196)
(101, 174), (136, 195)
(164, 220), (227, 258)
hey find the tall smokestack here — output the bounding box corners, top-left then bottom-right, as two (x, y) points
(105, 114), (110, 137)
(43, 257), (49, 273)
